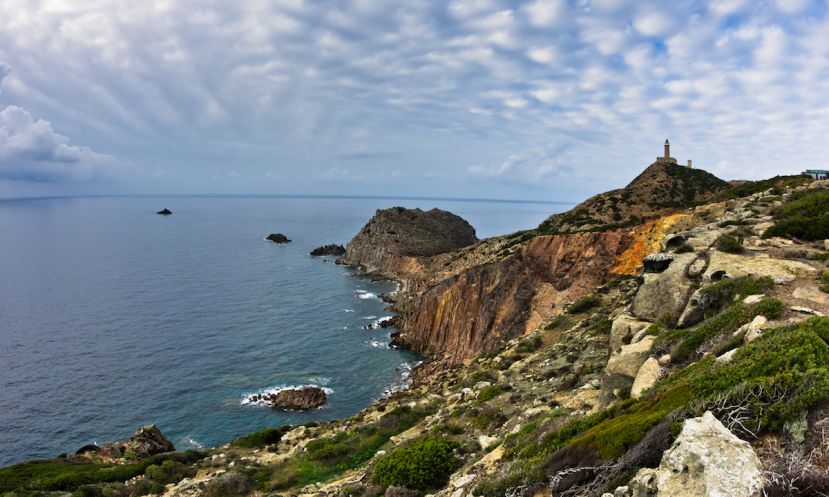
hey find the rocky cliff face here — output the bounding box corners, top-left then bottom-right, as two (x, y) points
(339, 207), (478, 279)
(396, 230), (632, 363)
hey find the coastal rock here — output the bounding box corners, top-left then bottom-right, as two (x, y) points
(266, 233), (291, 244)
(703, 251), (816, 284)
(74, 425), (175, 462)
(655, 411), (763, 496)
(632, 253), (696, 323)
(631, 358), (661, 399)
(249, 387), (327, 410)
(610, 314), (651, 353)
(157, 208), (172, 215)
(643, 253), (674, 273)
(310, 244), (346, 256)
(340, 206), (477, 275)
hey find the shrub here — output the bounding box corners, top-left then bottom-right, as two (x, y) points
(232, 425), (289, 448)
(567, 295), (600, 314)
(764, 190), (829, 241)
(673, 243), (694, 254)
(516, 335), (543, 353)
(372, 437), (460, 491)
(477, 385), (505, 403)
(203, 471), (252, 497)
(715, 234), (744, 253)
(821, 270), (829, 294)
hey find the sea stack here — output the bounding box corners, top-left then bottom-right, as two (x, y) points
(157, 208), (172, 215)
(266, 233), (291, 244)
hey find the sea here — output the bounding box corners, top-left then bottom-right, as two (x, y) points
(0, 195), (569, 467)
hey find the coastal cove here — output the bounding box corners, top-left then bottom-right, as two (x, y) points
(0, 195), (567, 466)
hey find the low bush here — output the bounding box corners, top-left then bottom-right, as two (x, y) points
(477, 385), (505, 403)
(372, 437), (460, 491)
(567, 295), (600, 314)
(715, 234), (744, 253)
(673, 243), (694, 254)
(203, 471), (252, 497)
(516, 335), (543, 353)
(232, 425), (290, 448)
(821, 270), (829, 294)
(763, 189), (829, 241)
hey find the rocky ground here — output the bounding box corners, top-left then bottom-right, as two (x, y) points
(4, 174), (829, 497)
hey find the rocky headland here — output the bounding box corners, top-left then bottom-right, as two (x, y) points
(5, 162), (829, 497)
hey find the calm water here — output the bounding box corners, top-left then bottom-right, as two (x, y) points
(0, 196), (566, 466)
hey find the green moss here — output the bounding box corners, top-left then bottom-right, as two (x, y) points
(697, 276), (775, 313)
(515, 335), (543, 353)
(543, 315), (572, 331)
(371, 437), (460, 491)
(764, 189), (829, 241)
(821, 270), (829, 294)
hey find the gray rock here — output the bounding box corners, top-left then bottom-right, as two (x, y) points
(631, 358), (662, 399)
(632, 253), (696, 323)
(610, 314), (651, 353)
(643, 253), (674, 273)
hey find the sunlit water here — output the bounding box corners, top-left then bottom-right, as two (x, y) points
(0, 195), (567, 466)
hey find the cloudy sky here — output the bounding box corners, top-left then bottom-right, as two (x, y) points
(0, 0), (827, 200)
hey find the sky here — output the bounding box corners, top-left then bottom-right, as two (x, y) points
(0, 0), (827, 201)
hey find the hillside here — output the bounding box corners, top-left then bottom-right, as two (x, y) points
(5, 171), (829, 497)
(538, 161), (730, 234)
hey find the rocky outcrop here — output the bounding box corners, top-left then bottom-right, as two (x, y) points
(157, 208), (172, 215)
(622, 411), (763, 497)
(643, 253), (674, 273)
(266, 233), (291, 244)
(247, 387), (327, 410)
(396, 230), (632, 363)
(340, 207), (477, 276)
(632, 253), (697, 324)
(631, 357), (661, 399)
(74, 425), (175, 462)
(310, 244), (346, 256)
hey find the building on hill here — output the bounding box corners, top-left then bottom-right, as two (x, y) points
(656, 140), (693, 168)
(803, 169), (829, 180)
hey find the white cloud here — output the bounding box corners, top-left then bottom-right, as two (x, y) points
(523, 0), (566, 27)
(0, 105), (116, 182)
(527, 46), (557, 64)
(632, 11), (673, 37)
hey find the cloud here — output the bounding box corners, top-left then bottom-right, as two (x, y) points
(523, 0), (566, 27)
(0, 105), (116, 182)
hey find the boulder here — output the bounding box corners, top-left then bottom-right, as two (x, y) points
(738, 315), (768, 343)
(310, 244), (346, 256)
(643, 253), (674, 273)
(157, 208), (172, 215)
(677, 285), (726, 329)
(703, 251), (816, 285)
(124, 425), (176, 458)
(249, 387), (327, 410)
(606, 336), (656, 379)
(631, 358), (662, 399)
(266, 233), (291, 244)
(610, 314), (651, 353)
(654, 411), (763, 496)
(632, 253), (696, 323)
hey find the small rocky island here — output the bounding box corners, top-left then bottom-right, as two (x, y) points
(310, 244), (346, 256)
(157, 208), (172, 215)
(246, 386), (326, 410)
(266, 233), (291, 244)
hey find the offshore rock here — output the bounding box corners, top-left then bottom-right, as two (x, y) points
(340, 207), (477, 275)
(310, 244), (346, 256)
(157, 208), (172, 215)
(250, 387), (327, 411)
(266, 233), (291, 244)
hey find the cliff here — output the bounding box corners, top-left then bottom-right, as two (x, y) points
(339, 207), (478, 280)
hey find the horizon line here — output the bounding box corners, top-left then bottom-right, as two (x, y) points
(0, 192), (577, 206)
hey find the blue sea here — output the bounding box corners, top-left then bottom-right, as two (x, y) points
(0, 196), (567, 466)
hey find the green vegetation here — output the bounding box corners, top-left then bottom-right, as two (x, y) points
(476, 385), (505, 403)
(697, 276), (775, 314)
(232, 425), (290, 448)
(543, 315), (573, 331)
(372, 436), (460, 491)
(567, 295), (600, 315)
(668, 297), (785, 363)
(673, 243), (694, 254)
(822, 270), (829, 294)
(0, 451), (204, 494)
(715, 233), (744, 254)
(764, 189), (829, 241)
(266, 404), (434, 491)
(515, 335), (543, 353)
(720, 175), (811, 200)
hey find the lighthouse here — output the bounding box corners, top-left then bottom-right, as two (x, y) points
(657, 139), (678, 165)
